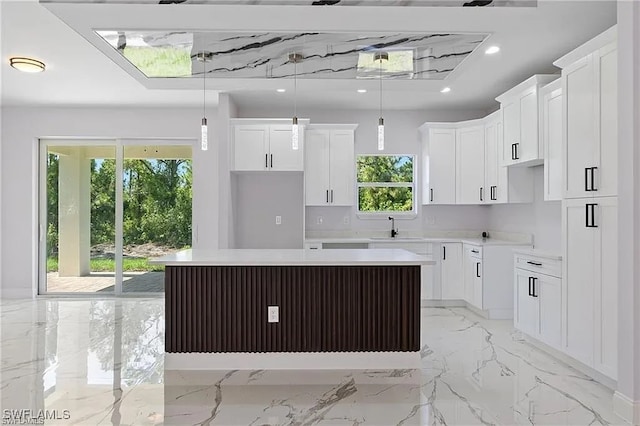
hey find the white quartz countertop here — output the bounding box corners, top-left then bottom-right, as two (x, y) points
(513, 248), (562, 260)
(305, 237), (531, 247)
(150, 249), (434, 266)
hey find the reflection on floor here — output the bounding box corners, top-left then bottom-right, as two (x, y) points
(46, 271), (164, 292)
(0, 299), (624, 425)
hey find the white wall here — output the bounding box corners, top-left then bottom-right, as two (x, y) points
(616, 0), (640, 418)
(488, 166), (561, 252)
(238, 106), (490, 234)
(0, 106), (220, 298)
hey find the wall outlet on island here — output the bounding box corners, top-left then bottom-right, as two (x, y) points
(317, 216), (323, 225)
(268, 306), (279, 323)
(275, 216), (282, 225)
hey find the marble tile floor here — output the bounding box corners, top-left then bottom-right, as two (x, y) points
(0, 298), (625, 425)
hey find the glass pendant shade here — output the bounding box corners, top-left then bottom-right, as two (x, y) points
(201, 117), (208, 151)
(292, 116), (299, 150)
(378, 117), (385, 151)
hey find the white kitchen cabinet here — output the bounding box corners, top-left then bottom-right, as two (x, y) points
(562, 196), (617, 379)
(456, 125), (485, 204)
(232, 123), (304, 172)
(556, 38), (617, 199)
(440, 243), (463, 300)
(463, 245), (483, 309)
(540, 79), (563, 201)
(513, 252), (563, 350)
(496, 74), (558, 167)
(420, 127), (457, 205)
(304, 125), (356, 206)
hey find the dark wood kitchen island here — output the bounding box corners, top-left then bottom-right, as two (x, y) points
(151, 249), (433, 369)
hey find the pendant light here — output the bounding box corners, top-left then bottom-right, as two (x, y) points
(289, 52), (303, 150)
(197, 51), (210, 151)
(374, 51), (388, 151)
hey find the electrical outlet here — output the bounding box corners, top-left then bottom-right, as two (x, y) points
(268, 306), (279, 323)
(317, 216), (323, 225)
(343, 216), (350, 225)
(426, 216), (436, 225)
(275, 216), (282, 225)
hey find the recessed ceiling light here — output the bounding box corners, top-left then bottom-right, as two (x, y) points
(357, 89), (367, 93)
(9, 57), (46, 73)
(485, 46), (500, 55)
(277, 88), (286, 93)
(441, 87), (451, 93)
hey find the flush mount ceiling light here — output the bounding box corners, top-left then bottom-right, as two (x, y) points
(289, 52), (303, 151)
(277, 88), (286, 93)
(374, 51), (389, 151)
(196, 51), (211, 151)
(485, 45), (500, 55)
(9, 57), (46, 73)
(441, 87), (451, 93)
(357, 89), (367, 93)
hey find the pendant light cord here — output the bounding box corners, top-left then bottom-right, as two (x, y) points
(202, 51), (206, 118)
(379, 55), (383, 118)
(294, 58), (298, 118)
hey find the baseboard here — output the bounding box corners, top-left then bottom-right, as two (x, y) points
(0, 288), (34, 299)
(613, 391), (640, 425)
(165, 351), (421, 371)
(521, 333), (617, 390)
(421, 299), (466, 308)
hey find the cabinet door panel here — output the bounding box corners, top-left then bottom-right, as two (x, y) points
(329, 130), (355, 206)
(473, 260), (483, 309)
(427, 128), (457, 204)
(502, 102), (519, 166)
(564, 57), (596, 198)
(514, 270), (538, 336)
(543, 87), (563, 201)
(594, 197), (617, 378)
(519, 90), (538, 162)
(563, 199), (595, 365)
(441, 243), (463, 300)
(234, 125), (268, 171)
(596, 46), (618, 197)
(538, 274), (562, 349)
(269, 125), (304, 171)
(304, 130), (330, 205)
(456, 126), (485, 204)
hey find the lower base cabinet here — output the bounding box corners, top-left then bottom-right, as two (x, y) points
(440, 243), (463, 300)
(514, 254), (562, 350)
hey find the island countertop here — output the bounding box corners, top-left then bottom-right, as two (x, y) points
(151, 248), (434, 266)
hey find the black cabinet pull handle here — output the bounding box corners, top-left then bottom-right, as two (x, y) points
(443, 246), (446, 260)
(515, 143), (519, 159)
(591, 167), (598, 191)
(326, 190), (329, 203)
(585, 167), (591, 191)
(480, 187), (484, 202)
(471, 249), (479, 254)
(476, 262), (481, 278)
(265, 153), (268, 168)
(270, 154), (273, 168)
(528, 277), (533, 296)
(331, 189), (334, 203)
(586, 203), (598, 228)
(532, 277), (538, 298)
(526, 261), (542, 266)
(430, 188), (434, 203)
(511, 143), (516, 160)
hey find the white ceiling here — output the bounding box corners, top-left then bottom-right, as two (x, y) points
(1, 0), (616, 111)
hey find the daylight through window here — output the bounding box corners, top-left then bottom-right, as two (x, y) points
(356, 155), (415, 213)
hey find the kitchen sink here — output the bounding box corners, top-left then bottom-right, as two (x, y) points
(369, 237), (424, 241)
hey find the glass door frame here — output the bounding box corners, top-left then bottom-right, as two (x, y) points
(38, 137), (195, 296)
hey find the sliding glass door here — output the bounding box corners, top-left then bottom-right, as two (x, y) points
(39, 139), (193, 295)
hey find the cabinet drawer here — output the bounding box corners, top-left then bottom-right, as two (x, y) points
(514, 254), (561, 278)
(464, 244), (483, 259)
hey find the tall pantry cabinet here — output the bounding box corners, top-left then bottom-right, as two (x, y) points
(554, 26), (618, 380)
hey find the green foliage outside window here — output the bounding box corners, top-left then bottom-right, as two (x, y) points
(357, 155), (414, 213)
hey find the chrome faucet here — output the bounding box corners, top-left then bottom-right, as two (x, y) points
(388, 216), (398, 238)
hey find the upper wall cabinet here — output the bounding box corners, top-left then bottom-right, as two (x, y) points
(419, 126), (457, 205)
(305, 124), (357, 206)
(456, 124), (486, 204)
(539, 79), (563, 201)
(496, 74), (558, 167)
(554, 28), (617, 199)
(231, 121), (306, 172)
